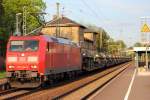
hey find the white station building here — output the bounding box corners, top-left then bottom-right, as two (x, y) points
(134, 47), (150, 68)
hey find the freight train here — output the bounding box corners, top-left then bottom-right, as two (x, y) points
(6, 34), (130, 88)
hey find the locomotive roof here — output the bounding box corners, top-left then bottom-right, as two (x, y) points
(9, 35), (79, 47)
(10, 35), (79, 46)
(46, 16), (86, 28)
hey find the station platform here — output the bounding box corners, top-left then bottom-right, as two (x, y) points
(89, 64), (150, 100)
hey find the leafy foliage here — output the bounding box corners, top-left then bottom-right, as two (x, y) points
(107, 39), (126, 55)
(86, 24), (127, 54)
(0, 0), (46, 57)
(0, 0), (5, 34)
(2, 0), (46, 34)
(133, 42), (143, 47)
(87, 25), (110, 52)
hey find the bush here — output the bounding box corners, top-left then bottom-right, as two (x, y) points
(0, 71), (6, 78)
(0, 56), (5, 71)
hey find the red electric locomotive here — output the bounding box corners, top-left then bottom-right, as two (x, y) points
(6, 35), (81, 88)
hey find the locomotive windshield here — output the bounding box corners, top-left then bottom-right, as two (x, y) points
(10, 40), (39, 52)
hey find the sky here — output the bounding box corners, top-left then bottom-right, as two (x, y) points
(43, 0), (150, 47)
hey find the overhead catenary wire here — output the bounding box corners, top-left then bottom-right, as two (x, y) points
(80, 0), (114, 34)
(46, 1), (115, 36)
(81, 0), (104, 23)
(59, 2), (96, 25)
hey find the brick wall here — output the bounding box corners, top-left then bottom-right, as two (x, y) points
(41, 26), (84, 45)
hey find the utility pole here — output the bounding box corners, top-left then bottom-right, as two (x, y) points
(18, 6), (46, 36)
(100, 28), (103, 51)
(119, 42), (122, 56)
(23, 6), (27, 36)
(140, 16), (150, 70)
(56, 2), (60, 37)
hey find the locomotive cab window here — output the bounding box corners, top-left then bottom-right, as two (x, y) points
(10, 40), (39, 52)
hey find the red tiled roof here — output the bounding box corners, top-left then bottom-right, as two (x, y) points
(46, 17), (86, 28)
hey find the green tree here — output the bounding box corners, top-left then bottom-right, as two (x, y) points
(107, 39), (127, 55)
(101, 29), (110, 52)
(0, 0), (5, 35)
(0, 0), (4, 22)
(116, 40), (126, 49)
(0, 0), (46, 57)
(86, 25), (110, 52)
(133, 42), (143, 47)
(2, 0), (46, 34)
(107, 38), (117, 54)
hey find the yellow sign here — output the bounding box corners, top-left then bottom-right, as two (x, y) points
(141, 23), (150, 32)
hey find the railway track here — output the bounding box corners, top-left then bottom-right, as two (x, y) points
(0, 88), (19, 96)
(18, 62), (132, 100)
(0, 79), (10, 91)
(0, 87), (39, 100)
(53, 62), (131, 100)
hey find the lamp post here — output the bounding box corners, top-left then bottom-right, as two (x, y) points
(15, 13), (22, 36)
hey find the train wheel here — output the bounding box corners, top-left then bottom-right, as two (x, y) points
(68, 72), (72, 80)
(6, 83), (11, 90)
(1, 83), (10, 90)
(70, 71), (75, 79)
(1, 85), (5, 90)
(41, 82), (48, 88)
(49, 80), (54, 86)
(65, 72), (72, 80)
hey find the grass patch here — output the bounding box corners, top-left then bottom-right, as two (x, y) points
(0, 71), (6, 79)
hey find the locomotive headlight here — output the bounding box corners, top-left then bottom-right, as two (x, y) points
(31, 65), (37, 69)
(83, 53), (86, 56)
(27, 56), (38, 62)
(7, 57), (17, 62)
(8, 66), (14, 68)
(95, 54), (99, 57)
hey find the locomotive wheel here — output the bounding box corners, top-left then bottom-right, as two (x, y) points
(41, 82), (48, 88)
(1, 83), (11, 90)
(1, 85), (5, 90)
(6, 83), (11, 89)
